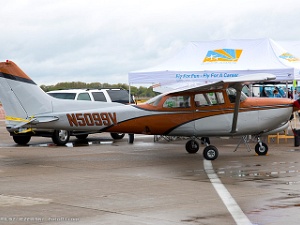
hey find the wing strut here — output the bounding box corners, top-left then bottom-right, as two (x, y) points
(230, 83), (242, 134)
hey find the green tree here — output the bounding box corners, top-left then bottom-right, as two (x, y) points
(40, 82), (158, 98)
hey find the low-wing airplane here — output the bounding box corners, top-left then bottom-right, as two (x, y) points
(0, 60), (299, 160)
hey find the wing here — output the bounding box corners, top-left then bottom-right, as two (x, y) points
(169, 73), (276, 134)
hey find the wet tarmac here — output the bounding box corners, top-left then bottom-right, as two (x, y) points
(0, 121), (300, 224)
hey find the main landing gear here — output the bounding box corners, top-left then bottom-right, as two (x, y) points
(185, 136), (269, 160)
(185, 137), (219, 160)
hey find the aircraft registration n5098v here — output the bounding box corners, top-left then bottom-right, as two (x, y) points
(0, 60), (299, 160)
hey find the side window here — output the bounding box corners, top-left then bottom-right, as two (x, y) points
(207, 92), (218, 105)
(195, 92), (225, 107)
(227, 88), (236, 103)
(195, 94), (209, 106)
(107, 90), (134, 104)
(163, 96), (191, 108)
(92, 92), (107, 102)
(216, 92), (225, 104)
(48, 93), (76, 100)
(77, 93), (91, 101)
(226, 87), (247, 103)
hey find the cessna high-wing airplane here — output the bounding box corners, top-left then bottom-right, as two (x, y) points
(0, 60), (299, 160)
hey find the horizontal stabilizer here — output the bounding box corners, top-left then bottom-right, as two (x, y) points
(7, 116), (58, 129)
(31, 116), (59, 124)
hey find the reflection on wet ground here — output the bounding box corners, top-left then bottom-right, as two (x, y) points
(216, 162), (300, 179)
(182, 160), (300, 189)
(65, 140), (113, 147)
(0, 135), (156, 149)
(0, 138), (114, 148)
(288, 149), (300, 152)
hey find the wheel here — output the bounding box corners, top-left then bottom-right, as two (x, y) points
(110, 133), (125, 140)
(75, 134), (89, 140)
(185, 140), (199, 154)
(203, 145), (219, 160)
(13, 135), (31, 145)
(255, 142), (268, 155)
(128, 133), (134, 144)
(52, 130), (70, 145)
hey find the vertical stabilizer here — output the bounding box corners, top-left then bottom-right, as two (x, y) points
(0, 60), (53, 128)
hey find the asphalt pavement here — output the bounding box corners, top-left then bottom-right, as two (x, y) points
(0, 120), (300, 225)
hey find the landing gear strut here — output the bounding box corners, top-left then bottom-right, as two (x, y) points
(255, 136), (268, 155)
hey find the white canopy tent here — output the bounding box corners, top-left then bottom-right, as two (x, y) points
(128, 38), (300, 87)
(278, 41), (300, 59)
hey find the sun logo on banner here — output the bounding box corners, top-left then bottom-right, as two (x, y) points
(203, 49), (243, 63)
(279, 53), (299, 62)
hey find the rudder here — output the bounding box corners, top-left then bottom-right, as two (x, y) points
(0, 60), (53, 128)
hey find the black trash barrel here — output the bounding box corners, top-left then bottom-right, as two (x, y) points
(294, 129), (300, 147)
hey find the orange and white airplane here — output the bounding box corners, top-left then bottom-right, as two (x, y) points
(0, 60), (299, 160)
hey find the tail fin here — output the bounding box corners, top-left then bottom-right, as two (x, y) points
(0, 60), (52, 128)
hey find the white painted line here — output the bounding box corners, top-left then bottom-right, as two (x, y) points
(203, 160), (252, 225)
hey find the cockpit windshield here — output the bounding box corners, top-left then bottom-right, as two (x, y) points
(146, 94), (164, 106)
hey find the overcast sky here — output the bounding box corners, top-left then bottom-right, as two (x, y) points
(1, 0), (300, 85)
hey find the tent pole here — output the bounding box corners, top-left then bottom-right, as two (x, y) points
(129, 83), (131, 104)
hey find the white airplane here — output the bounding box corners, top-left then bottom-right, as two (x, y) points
(0, 60), (298, 160)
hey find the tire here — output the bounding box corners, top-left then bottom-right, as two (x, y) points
(128, 134), (134, 144)
(13, 135), (31, 145)
(255, 142), (268, 155)
(203, 145), (219, 160)
(185, 140), (199, 154)
(52, 130), (70, 146)
(75, 134), (89, 140)
(110, 133), (125, 140)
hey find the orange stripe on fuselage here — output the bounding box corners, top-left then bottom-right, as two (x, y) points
(243, 97), (294, 108)
(107, 112), (194, 135)
(0, 61), (33, 82)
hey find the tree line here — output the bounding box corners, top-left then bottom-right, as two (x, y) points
(40, 82), (158, 99)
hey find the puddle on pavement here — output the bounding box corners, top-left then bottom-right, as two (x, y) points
(15, 138), (154, 148)
(216, 168), (300, 179)
(215, 161), (300, 180)
(28, 139), (114, 148)
(288, 149), (300, 152)
(65, 140), (113, 147)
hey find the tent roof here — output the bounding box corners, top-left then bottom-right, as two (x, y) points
(277, 40), (300, 58)
(128, 38), (300, 84)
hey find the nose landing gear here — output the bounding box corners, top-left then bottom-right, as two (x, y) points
(255, 136), (268, 155)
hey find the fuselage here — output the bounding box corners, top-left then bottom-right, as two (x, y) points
(28, 89), (295, 138)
